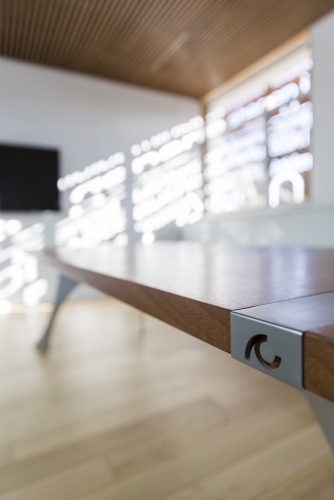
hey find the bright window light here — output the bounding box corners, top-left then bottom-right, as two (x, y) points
(141, 232), (155, 245)
(131, 116), (204, 243)
(205, 55), (313, 214)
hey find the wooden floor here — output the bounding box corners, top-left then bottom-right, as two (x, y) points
(0, 298), (333, 500)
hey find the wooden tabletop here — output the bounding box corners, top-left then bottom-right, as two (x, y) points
(37, 243), (334, 402)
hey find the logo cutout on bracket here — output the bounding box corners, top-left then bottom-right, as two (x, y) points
(245, 334), (282, 370)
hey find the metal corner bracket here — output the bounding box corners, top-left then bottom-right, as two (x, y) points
(231, 311), (303, 390)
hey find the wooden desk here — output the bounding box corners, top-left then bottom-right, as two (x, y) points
(36, 243), (334, 450)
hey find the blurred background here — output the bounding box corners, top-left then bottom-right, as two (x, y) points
(0, 1), (334, 499)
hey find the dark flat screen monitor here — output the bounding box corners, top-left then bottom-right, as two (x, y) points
(0, 144), (59, 211)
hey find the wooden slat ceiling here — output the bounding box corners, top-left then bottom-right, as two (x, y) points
(0, 0), (333, 98)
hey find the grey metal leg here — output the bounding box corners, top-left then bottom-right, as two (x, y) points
(305, 391), (334, 453)
(36, 275), (78, 353)
(138, 311), (146, 336)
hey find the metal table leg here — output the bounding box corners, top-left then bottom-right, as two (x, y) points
(305, 391), (334, 453)
(36, 275), (78, 353)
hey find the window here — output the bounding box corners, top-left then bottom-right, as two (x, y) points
(204, 45), (313, 214)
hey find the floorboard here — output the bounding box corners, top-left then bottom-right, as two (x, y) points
(0, 298), (332, 499)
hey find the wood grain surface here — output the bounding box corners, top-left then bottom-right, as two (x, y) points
(234, 292), (334, 333)
(37, 243), (334, 360)
(304, 324), (334, 402)
(0, 298), (332, 499)
(0, 0), (333, 97)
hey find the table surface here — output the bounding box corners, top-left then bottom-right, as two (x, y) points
(38, 243), (334, 402)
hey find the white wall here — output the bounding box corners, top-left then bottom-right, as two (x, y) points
(183, 10), (334, 248)
(311, 10), (334, 206)
(0, 56), (198, 205)
(0, 57), (199, 302)
(182, 204), (334, 247)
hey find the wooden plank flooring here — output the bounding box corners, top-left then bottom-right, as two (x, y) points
(0, 297), (333, 499)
